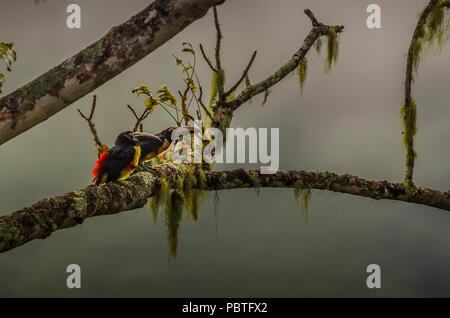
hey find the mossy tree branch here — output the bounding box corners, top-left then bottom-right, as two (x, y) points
(224, 9), (344, 111)
(0, 0), (224, 146)
(1, 162), (449, 254)
(2, 7), (449, 257)
(402, 0), (440, 189)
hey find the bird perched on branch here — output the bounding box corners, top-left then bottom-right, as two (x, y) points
(134, 126), (195, 163)
(92, 131), (141, 185)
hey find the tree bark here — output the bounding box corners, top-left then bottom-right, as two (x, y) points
(1, 7), (448, 257)
(0, 0), (223, 146)
(0, 161), (449, 253)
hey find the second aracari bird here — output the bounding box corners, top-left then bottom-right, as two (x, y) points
(92, 131), (141, 185)
(134, 126), (195, 163)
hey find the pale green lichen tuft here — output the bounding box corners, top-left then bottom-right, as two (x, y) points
(294, 184), (312, 223)
(165, 190), (184, 258)
(148, 167), (212, 256)
(296, 58), (308, 95)
(207, 68), (226, 112)
(148, 177), (170, 223)
(326, 29), (339, 73)
(314, 37), (323, 55)
(412, 1), (450, 74)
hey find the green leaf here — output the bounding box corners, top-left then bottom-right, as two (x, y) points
(156, 85), (178, 106)
(132, 85), (151, 97)
(182, 48), (195, 55)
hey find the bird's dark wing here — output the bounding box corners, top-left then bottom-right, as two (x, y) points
(104, 145), (136, 181)
(134, 132), (164, 162)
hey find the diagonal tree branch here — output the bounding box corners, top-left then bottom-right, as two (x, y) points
(0, 162), (449, 254)
(225, 9), (343, 111)
(222, 50), (257, 99)
(0, 0), (224, 146)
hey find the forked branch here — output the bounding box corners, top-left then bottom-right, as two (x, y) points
(77, 95), (108, 156)
(225, 9), (344, 111)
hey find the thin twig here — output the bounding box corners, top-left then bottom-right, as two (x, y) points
(198, 86), (213, 120)
(213, 5), (222, 70)
(199, 43), (216, 72)
(127, 104), (149, 132)
(304, 9), (320, 27)
(127, 104), (140, 120)
(262, 89), (270, 106)
(223, 50), (257, 98)
(78, 95), (105, 153)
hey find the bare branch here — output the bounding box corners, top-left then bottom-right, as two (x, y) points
(126, 104), (140, 121)
(199, 43), (216, 72)
(198, 86), (213, 120)
(304, 9), (320, 27)
(213, 5), (222, 70)
(223, 50), (257, 98)
(77, 95), (107, 156)
(127, 104), (149, 132)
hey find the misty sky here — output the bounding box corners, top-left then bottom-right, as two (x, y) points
(0, 0), (449, 297)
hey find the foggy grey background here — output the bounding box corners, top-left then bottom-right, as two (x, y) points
(0, 0), (449, 297)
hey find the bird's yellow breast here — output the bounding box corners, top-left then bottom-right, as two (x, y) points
(118, 146), (141, 181)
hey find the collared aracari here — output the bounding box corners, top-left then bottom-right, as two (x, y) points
(92, 131), (141, 185)
(134, 126), (196, 163)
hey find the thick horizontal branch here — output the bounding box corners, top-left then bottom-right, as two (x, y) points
(1, 163), (449, 253)
(0, 0), (223, 146)
(199, 169), (450, 212)
(0, 162), (186, 253)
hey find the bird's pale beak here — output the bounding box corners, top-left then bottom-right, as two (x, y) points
(132, 133), (138, 144)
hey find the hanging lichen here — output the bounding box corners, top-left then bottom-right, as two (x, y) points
(294, 184), (312, 223)
(426, 1), (446, 48)
(149, 165), (211, 226)
(165, 190), (184, 258)
(412, 0), (450, 74)
(148, 177), (170, 223)
(207, 68), (226, 111)
(185, 190), (209, 221)
(314, 37), (323, 55)
(326, 29), (339, 72)
(248, 170), (261, 196)
(296, 58), (308, 95)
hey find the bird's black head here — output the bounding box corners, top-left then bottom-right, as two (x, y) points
(158, 127), (176, 142)
(115, 131), (138, 146)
